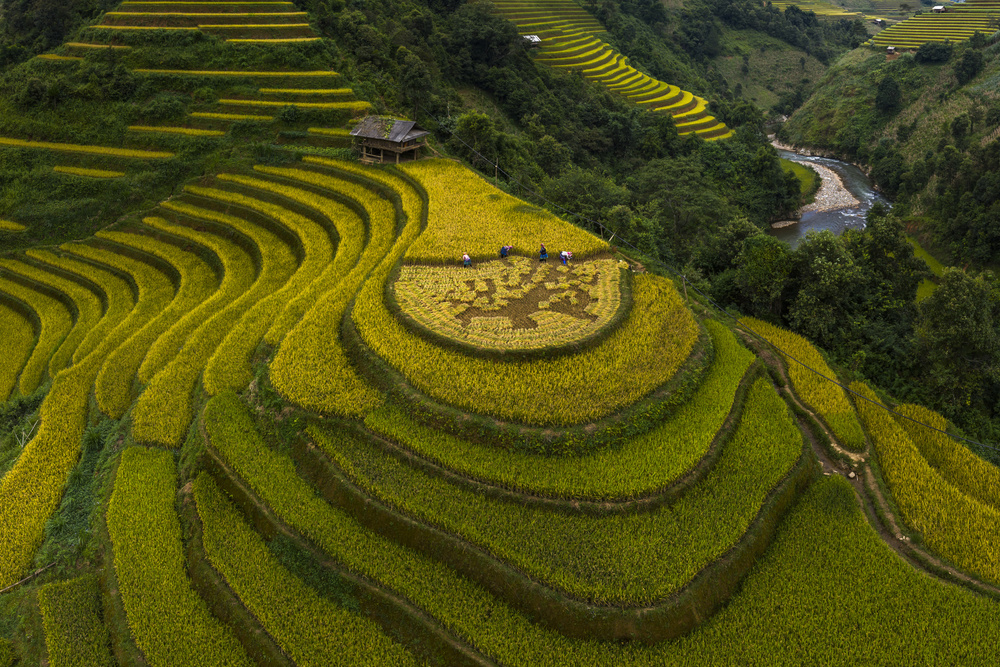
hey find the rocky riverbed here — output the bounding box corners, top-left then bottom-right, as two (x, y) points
(772, 161), (860, 229)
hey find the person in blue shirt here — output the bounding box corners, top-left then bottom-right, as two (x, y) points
(463, 253), (471, 268)
(539, 243), (548, 262)
(500, 245), (512, 258)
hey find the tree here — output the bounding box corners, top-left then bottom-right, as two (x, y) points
(956, 48), (984, 86)
(787, 230), (862, 351)
(914, 269), (1000, 418)
(733, 234), (792, 319)
(397, 47), (432, 113)
(875, 75), (901, 114)
(915, 41), (953, 64)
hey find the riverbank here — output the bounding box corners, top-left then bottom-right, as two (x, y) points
(772, 162), (859, 228)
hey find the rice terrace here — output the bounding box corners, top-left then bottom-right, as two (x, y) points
(2, 0), (1000, 665)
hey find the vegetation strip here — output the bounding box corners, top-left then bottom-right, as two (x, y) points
(193, 473), (424, 666)
(391, 257), (628, 355)
(0, 219), (26, 232)
(0, 259), (102, 379)
(0, 136), (173, 158)
(216, 169), (366, 344)
(0, 277), (72, 395)
(52, 166), (125, 178)
(355, 271), (700, 426)
(895, 404), (1000, 510)
(396, 158), (607, 263)
(314, 377), (804, 605)
(267, 163), (399, 417)
(130, 210), (295, 447)
(0, 258), (167, 589)
(852, 381), (1000, 587)
(0, 302), (35, 402)
(199, 402), (495, 667)
(362, 320), (755, 501)
(67, 236), (203, 419)
(25, 248), (136, 365)
(107, 447), (251, 666)
(38, 575), (114, 667)
(741, 317), (866, 451)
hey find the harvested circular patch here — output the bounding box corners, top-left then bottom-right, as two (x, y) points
(394, 256), (627, 352)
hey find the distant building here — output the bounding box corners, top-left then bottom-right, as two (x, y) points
(873, 18), (885, 25)
(523, 34), (542, 48)
(350, 116), (430, 165)
(932, 5), (946, 11)
(886, 45), (896, 54)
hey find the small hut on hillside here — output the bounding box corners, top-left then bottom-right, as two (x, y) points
(350, 116), (430, 165)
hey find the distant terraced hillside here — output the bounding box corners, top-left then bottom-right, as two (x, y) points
(768, 0), (862, 19)
(871, 1), (1000, 48)
(491, 0), (733, 140)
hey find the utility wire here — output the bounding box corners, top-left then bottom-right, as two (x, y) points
(420, 107), (1000, 456)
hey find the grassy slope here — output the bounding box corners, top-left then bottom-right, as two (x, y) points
(712, 28), (826, 112)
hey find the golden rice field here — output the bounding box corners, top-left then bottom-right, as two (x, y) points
(399, 158), (607, 262)
(0, 219), (26, 231)
(3, 17), (1000, 665)
(394, 256), (626, 352)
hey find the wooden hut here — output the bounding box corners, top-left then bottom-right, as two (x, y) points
(350, 116), (430, 165)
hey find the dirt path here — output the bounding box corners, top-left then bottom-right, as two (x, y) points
(740, 329), (1000, 600)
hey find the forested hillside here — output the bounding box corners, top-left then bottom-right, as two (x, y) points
(779, 31), (1000, 449)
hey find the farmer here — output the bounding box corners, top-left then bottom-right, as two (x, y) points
(560, 250), (572, 265)
(463, 253), (472, 268)
(539, 243), (548, 262)
(499, 244), (513, 258)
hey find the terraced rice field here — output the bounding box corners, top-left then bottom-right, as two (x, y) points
(491, 0), (732, 140)
(95, 1), (318, 42)
(768, 0), (862, 18)
(870, 4), (1000, 48)
(4, 5), (1000, 665)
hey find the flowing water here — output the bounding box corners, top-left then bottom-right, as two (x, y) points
(769, 150), (890, 247)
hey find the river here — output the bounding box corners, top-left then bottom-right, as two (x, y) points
(769, 149), (890, 247)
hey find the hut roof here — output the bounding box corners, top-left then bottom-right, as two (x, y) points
(350, 116), (429, 143)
